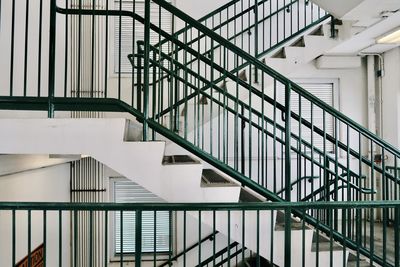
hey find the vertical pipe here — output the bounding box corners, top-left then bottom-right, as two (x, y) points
(48, 0), (57, 117)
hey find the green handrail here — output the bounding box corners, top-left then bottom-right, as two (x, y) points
(152, 0), (400, 161)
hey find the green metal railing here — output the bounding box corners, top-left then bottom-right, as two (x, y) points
(1, 201), (399, 266)
(1, 0), (400, 266)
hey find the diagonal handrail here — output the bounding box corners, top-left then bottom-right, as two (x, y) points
(151, 0), (400, 161)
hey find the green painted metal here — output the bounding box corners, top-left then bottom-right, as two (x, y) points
(4, 0), (400, 266)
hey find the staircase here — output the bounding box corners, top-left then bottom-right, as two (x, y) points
(1, 0), (400, 266)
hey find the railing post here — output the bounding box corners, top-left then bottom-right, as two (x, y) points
(48, 0), (57, 118)
(142, 0), (151, 141)
(254, 0), (259, 83)
(284, 82), (292, 267)
(135, 210), (142, 267)
(330, 16), (336, 39)
(137, 45), (143, 112)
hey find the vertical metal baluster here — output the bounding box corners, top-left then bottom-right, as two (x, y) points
(135, 210), (142, 267)
(283, 0), (286, 39)
(143, 0), (151, 140)
(213, 210), (216, 266)
(370, 140), (375, 263)
(23, 0), (29, 96)
(256, 210), (260, 267)
(59, 210), (62, 267)
(310, 103), (314, 205)
(89, 210), (93, 267)
(242, 210), (245, 264)
(183, 211), (186, 267)
(152, 51), (157, 139)
(134, 0), (139, 105)
(395, 207), (399, 267)
(228, 210), (231, 267)
(284, 83), (292, 267)
(63, 0), (68, 97)
(198, 211), (201, 266)
(90, 0), (95, 98)
(28, 210), (31, 267)
(345, 125), (351, 238)
(357, 133), (363, 263)
(76, 0), (82, 98)
(48, 0), (57, 117)
(334, 118), (339, 230)
(183, 23), (188, 140)
(9, 0), (15, 96)
(117, 0), (122, 100)
(120, 211), (123, 267)
(273, 80), (277, 192)
(382, 148), (387, 265)
(276, 0), (279, 44)
(301, 209), (305, 267)
(43, 210), (47, 267)
(104, 0), (109, 98)
(12, 210), (16, 266)
(105, 211), (108, 267)
(169, 210), (172, 266)
(38, 0), (44, 96)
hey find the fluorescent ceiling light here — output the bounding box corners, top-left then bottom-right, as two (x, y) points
(377, 28), (400, 44)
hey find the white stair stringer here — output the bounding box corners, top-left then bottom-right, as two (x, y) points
(0, 118), (240, 203)
(262, 30), (339, 79)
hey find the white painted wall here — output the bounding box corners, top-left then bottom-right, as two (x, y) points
(382, 47), (400, 148)
(0, 164), (70, 266)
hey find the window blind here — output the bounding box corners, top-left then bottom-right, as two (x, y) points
(291, 83), (335, 153)
(114, 0), (172, 73)
(114, 180), (170, 254)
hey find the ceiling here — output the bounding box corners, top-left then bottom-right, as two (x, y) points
(311, 0), (400, 55)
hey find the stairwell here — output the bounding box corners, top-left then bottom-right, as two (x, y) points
(0, 0), (400, 266)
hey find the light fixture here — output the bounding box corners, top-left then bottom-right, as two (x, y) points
(377, 27), (400, 44)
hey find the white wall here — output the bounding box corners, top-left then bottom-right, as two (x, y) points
(382, 47), (400, 148)
(0, 163), (70, 266)
(174, 0), (231, 20)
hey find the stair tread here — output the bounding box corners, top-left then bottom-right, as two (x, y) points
(201, 169), (237, 187)
(274, 211), (312, 231)
(309, 25), (324, 36)
(311, 231), (342, 251)
(239, 189), (263, 202)
(162, 155), (200, 165)
(290, 36), (305, 47)
(347, 253), (376, 266)
(271, 48), (286, 58)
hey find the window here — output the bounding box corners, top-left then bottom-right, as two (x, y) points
(113, 179), (171, 254)
(114, 0), (172, 73)
(291, 80), (338, 153)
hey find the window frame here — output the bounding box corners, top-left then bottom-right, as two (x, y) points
(291, 78), (340, 156)
(110, 0), (175, 79)
(109, 177), (174, 262)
